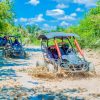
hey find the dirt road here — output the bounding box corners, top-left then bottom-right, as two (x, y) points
(0, 47), (100, 99)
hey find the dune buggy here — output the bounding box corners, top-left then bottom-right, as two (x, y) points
(3, 36), (26, 58)
(38, 32), (95, 73)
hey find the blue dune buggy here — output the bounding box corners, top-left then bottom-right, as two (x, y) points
(38, 32), (95, 73)
(3, 36), (26, 58)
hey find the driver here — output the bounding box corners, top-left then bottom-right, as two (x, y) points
(61, 43), (69, 54)
(12, 38), (20, 46)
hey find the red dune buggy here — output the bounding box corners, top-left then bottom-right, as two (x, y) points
(38, 32), (95, 73)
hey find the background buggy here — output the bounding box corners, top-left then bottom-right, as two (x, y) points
(3, 36), (26, 58)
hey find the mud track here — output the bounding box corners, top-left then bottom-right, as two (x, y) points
(0, 47), (100, 99)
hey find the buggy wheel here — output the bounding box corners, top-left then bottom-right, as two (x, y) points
(47, 63), (55, 72)
(88, 63), (96, 74)
(49, 59), (59, 72)
(54, 59), (63, 72)
(54, 63), (59, 72)
(3, 49), (10, 58)
(24, 52), (29, 58)
(22, 51), (27, 58)
(3, 50), (6, 57)
(57, 59), (63, 72)
(41, 41), (48, 60)
(24, 51), (26, 58)
(36, 60), (47, 67)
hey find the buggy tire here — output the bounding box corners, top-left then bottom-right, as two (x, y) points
(3, 49), (10, 58)
(88, 63), (96, 74)
(36, 60), (47, 67)
(23, 51), (27, 58)
(49, 59), (59, 72)
(47, 63), (55, 72)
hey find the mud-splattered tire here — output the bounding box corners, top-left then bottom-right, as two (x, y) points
(88, 63), (96, 74)
(51, 60), (59, 72)
(47, 63), (55, 72)
(36, 60), (47, 67)
(22, 51), (27, 58)
(3, 49), (10, 58)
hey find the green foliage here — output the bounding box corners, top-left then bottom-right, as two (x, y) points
(0, 0), (100, 47)
(24, 25), (46, 45)
(0, 0), (14, 34)
(65, 1), (100, 48)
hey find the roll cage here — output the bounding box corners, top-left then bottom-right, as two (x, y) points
(8, 36), (22, 45)
(39, 32), (84, 59)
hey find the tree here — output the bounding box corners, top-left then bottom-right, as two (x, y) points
(0, 0), (14, 34)
(65, 0), (100, 48)
(26, 25), (43, 37)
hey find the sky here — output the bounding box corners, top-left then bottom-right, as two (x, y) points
(14, 0), (98, 30)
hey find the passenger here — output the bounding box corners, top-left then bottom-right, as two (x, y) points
(53, 49), (58, 59)
(3, 36), (8, 46)
(48, 47), (58, 59)
(13, 38), (20, 46)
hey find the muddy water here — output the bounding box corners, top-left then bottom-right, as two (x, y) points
(0, 48), (84, 100)
(0, 48), (100, 100)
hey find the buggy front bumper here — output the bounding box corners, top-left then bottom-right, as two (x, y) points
(63, 63), (90, 72)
